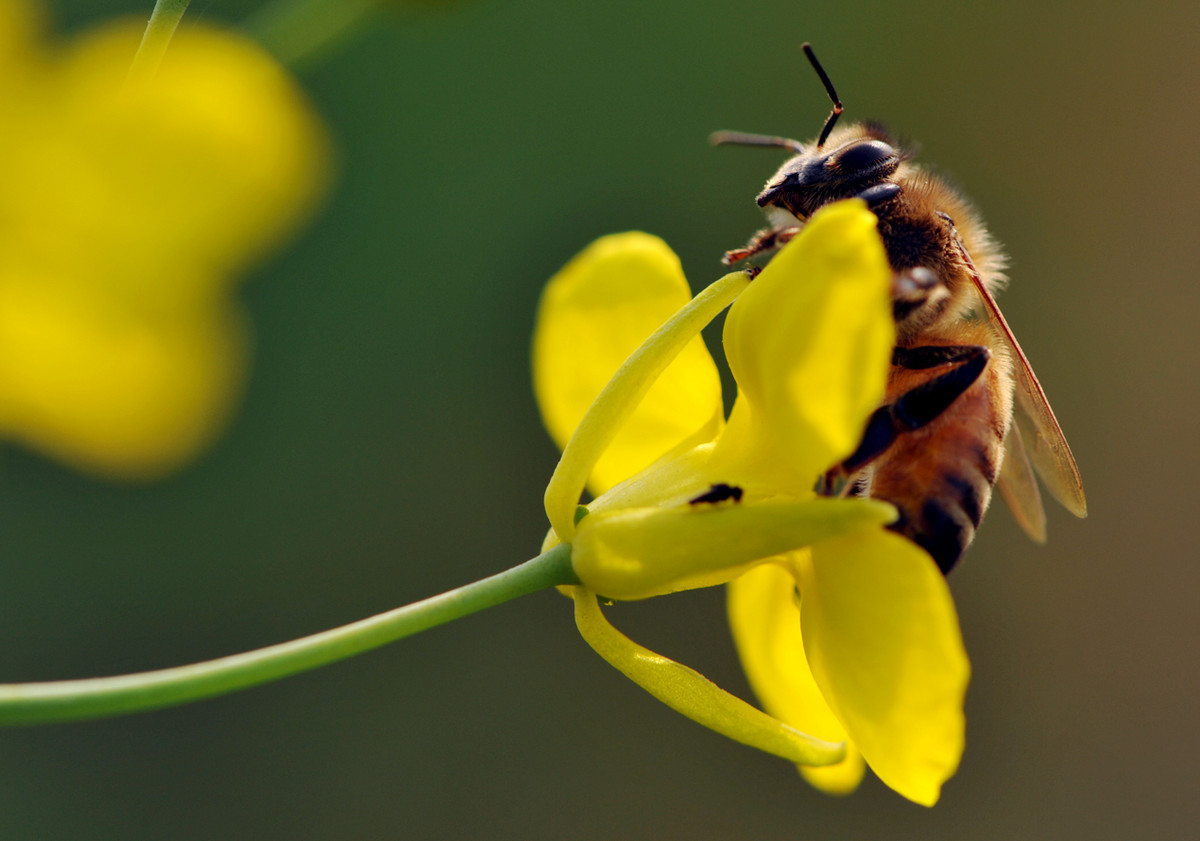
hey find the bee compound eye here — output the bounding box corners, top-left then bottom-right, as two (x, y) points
(828, 139), (898, 175)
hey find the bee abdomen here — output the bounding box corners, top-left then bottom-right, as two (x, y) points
(888, 457), (997, 574)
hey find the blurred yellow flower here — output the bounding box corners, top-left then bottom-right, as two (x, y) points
(533, 201), (969, 805)
(0, 0), (328, 477)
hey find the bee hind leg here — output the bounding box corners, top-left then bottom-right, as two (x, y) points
(819, 344), (991, 492)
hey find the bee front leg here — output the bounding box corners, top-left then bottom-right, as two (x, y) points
(818, 344), (991, 494)
(721, 226), (801, 266)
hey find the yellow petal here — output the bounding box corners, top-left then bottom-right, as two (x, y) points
(0, 281), (245, 477)
(798, 530), (970, 806)
(572, 497), (895, 600)
(540, 263), (746, 542)
(41, 22), (330, 279)
(533, 233), (726, 496)
(727, 560), (865, 795)
(0, 0), (38, 73)
(0, 17), (328, 477)
(572, 587), (845, 766)
(798, 744), (867, 796)
(711, 200), (893, 490)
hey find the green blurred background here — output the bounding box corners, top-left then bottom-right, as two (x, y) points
(3, 0), (1196, 838)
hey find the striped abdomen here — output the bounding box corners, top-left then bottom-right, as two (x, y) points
(865, 327), (1014, 573)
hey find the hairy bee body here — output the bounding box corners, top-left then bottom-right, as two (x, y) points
(771, 123), (1018, 571)
(856, 133), (1014, 570)
(716, 48), (1085, 572)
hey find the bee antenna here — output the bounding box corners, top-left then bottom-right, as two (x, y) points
(709, 131), (805, 154)
(802, 43), (843, 149)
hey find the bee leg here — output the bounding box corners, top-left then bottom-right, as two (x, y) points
(722, 226), (801, 266)
(835, 344), (992, 477)
(892, 266), (950, 323)
(890, 344), (987, 370)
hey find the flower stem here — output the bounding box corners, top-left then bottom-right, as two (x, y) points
(128, 0), (191, 81)
(0, 544), (576, 725)
(244, 0), (384, 70)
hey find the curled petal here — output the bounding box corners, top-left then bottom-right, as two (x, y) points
(572, 587), (845, 766)
(711, 200), (893, 489)
(572, 497), (895, 600)
(799, 530), (970, 806)
(727, 560), (865, 794)
(540, 261), (746, 541)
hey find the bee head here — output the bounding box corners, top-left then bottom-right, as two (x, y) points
(754, 132), (902, 220)
(712, 44), (905, 222)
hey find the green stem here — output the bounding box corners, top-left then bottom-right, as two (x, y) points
(244, 0), (384, 71)
(0, 544), (576, 725)
(128, 0), (192, 81)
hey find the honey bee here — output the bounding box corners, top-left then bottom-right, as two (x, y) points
(713, 44), (1086, 573)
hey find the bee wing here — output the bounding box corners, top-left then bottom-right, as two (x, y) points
(969, 277), (1088, 518)
(996, 421), (1047, 543)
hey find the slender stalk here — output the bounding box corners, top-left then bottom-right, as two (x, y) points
(128, 0), (192, 81)
(0, 544), (576, 725)
(244, 0), (383, 71)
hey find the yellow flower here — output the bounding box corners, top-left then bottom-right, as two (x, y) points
(0, 0), (328, 477)
(532, 201), (970, 805)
